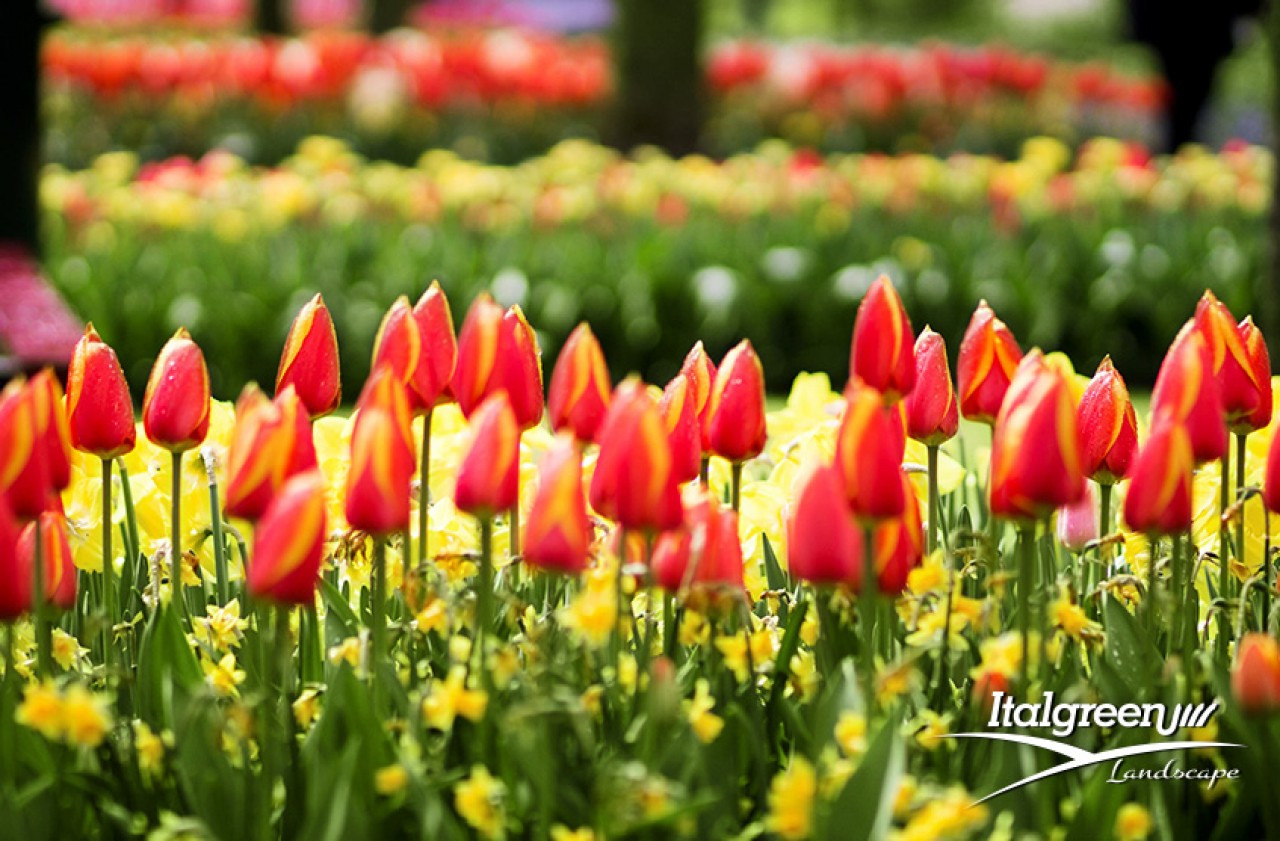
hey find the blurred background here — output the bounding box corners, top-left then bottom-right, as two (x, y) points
(2, 0), (1277, 399)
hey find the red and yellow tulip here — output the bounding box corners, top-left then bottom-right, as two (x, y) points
(548, 323), (611, 444)
(590, 379), (683, 532)
(453, 393), (521, 519)
(849, 274), (915, 403)
(957, 300), (1022, 425)
(1077, 356), (1138, 484)
(706, 340), (767, 463)
(522, 435), (591, 575)
(142, 328), (211, 452)
(248, 469), (328, 605)
(835, 382), (906, 522)
(66, 324), (136, 459)
(276, 293), (342, 418)
(904, 327), (957, 446)
(1122, 419), (1194, 535)
(410, 281), (458, 412)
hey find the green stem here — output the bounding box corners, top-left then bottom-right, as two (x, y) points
(101, 458), (116, 677)
(418, 408), (432, 570)
(662, 592), (675, 660)
(611, 527), (626, 687)
(509, 497), (520, 561)
(926, 444), (940, 556)
(1218, 452), (1232, 657)
(730, 461), (743, 514)
(1096, 482), (1113, 605)
(171, 451), (190, 627)
(861, 526), (878, 711)
(1017, 523), (1034, 689)
(33, 520), (50, 677)
(371, 537), (387, 711)
(476, 518), (494, 694)
(1236, 432), (1248, 585)
(1266, 507), (1274, 635)
(699, 455), (710, 486)
(932, 537), (957, 702)
(205, 452), (229, 607)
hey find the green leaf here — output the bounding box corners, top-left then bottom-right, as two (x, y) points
(135, 602), (203, 727)
(821, 711), (905, 841)
(762, 534), (790, 623)
(319, 578), (358, 645)
(1100, 595), (1158, 701)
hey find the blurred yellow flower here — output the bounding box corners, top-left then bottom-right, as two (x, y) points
(375, 764), (410, 797)
(766, 757), (816, 841)
(204, 653), (246, 698)
(455, 766), (505, 840)
(1114, 803), (1152, 841)
(422, 666), (488, 731)
(685, 679), (724, 744)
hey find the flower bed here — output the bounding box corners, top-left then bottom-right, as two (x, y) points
(41, 137), (1267, 398)
(42, 29), (1163, 166)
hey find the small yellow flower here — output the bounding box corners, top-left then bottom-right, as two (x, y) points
(375, 764), (410, 796)
(716, 635), (751, 683)
(328, 637), (361, 668)
(766, 757), (817, 840)
(16, 682), (64, 741)
(51, 629), (87, 671)
(491, 646), (520, 690)
(422, 666), (488, 731)
(789, 650), (819, 701)
(876, 660), (920, 706)
(893, 775), (919, 819)
(1114, 803), (1152, 841)
(911, 711), (952, 751)
(293, 688), (323, 730)
(821, 757), (855, 799)
(134, 720), (169, 778)
(581, 685), (604, 717)
(897, 786), (986, 841)
(800, 610), (819, 647)
(550, 826), (596, 841)
(449, 634), (473, 664)
(194, 599), (248, 651)
(204, 653), (247, 698)
(1051, 594), (1104, 645)
(679, 610), (711, 647)
(455, 765), (505, 839)
(685, 679), (725, 744)
(61, 684), (113, 748)
(415, 598), (450, 636)
(834, 712), (867, 757)
(561, 586), (618, 649)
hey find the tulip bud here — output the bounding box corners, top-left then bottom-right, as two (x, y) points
(142, 328), (211, 452)
(346, 368), (417, 535)
(30, 370), (73, 494)
(904, 327), (958, 446)
(453, 293), (505, 418)
(498, 305), (545, 430)
(548, 323), (611, 444)
(590, 379), (683, 532)
(1056, 483), (1099, 553)
(1235, 317), (1272, 434)
(1151, 322), (1227, 464)
(653, 490), (743, 599)
(835, 382), (906, 521)
(706, 340), (767, 463)
(870, 472), (924, 595)
(0, 378), (64, 520)
(680, 341), (717, 449)
(453, 394), (520, 519)
(1077, 356), (1138, 484)
(0, 493), (29, 620)
(1232, 633), (1280, 716)
(849, 274), (915, 402)
(659, 374), (702, 484)
(18, 508), (76, 611)
(1122, 420), (1194, 535)
(276, 293), (342, 418)
(989, 353), (1085, 522)
(356, 364), (417, 467)
(787, 463), (860, 585)
(224, 385), (316, 522)
(1194, 291), (1265, 427)
(371, 296), (423, 390)
(411, 281), (458, 411)
(957, 300), (1023, 425)
(66, 324), (136, 458)
(1265, 425), (1280, 515)
(248, 470), (328, 605)
(523, 435), (591, 575)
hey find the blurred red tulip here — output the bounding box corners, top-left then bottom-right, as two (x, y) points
(523, 435), (591, 575)
(1194, 292), (1265, 427)
(346, 366), (416, 535)
(498, 305), (545, 430)
(142, 328), (211, 452)
(0, 493), (29, 621)
(706, 340), (767, 463)
(248, 470), (328, 605)
(1235, 316), (1272, 434)
(589, 379), (683, 532)
(1151, 323), (1227, 464)
(66, 323), (136, 459)
(548, 323), (611, 444)
(1077, 356), (1138, 484)
(835, 382), (906, 521)
(410, 281), (458, 411)
(680, 341), (717, 450)
(1231, 632), (1280, 716)
(868, 472), (924, 595)
(957, 300), (1023, 425)
(659, 374), (702, 484)
(370, 296), (423, 391)
(904, 327), (958, 446)
(850, 275), (915, 402)
(1262, 425), (1280, 514)
(276, 293), (342, 418)
(453, 293), (505, 418)
(453, 394), (521, 519)
(787, 463), (859, 585)
(29, 371), (73, 496)
(18, 508), (76, 611)
(1122, 419), (1193, 535)
(0, 379), (63, 521)
(224, 385), (316, 522)
(652, 490), (743, 598)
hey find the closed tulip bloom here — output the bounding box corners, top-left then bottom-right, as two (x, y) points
(706, 340), (767, 463)
(1235, 316), (1272, 434)
(248, 470), (328, 605)
(224, 385), (316, 522)
(346, 370), (417, 535)
(659, 374), (702, 484)
(498, 305), (545, 430)
(1056, 483), (1099, 553)
(523, 435), (591, 575)
(1151, 323), (1227, 464)
(356, 364), (417, 468)
(1194, 291), (1264, 426)
(0, 493), (30, 621)
(904, 327), (958, 446)
(957, 300), (1023, 425)
(30, 371), (73, 494)
(411, 281), (458, 411)
(0, 381), (48, 520)
(835, 383), (906, 521)
(589, 379), (683, 532)
(681, 341), (717, 449)
(1232, 633), (1280, 716)
(276, 293), (342, 418)
(453, 293), (505, 418)
(989, 356), (1085, 521)
(1266, 425), (1280, 514)
(1077, 356), (1138, 484)
(143, 328), (211, 452)
(653, 491), (743, 596)
(869, 473), (924, 595)
(66, 324), (136, 458)
(371, 296), (423, 390)
(548, 323), (611, 444)
(454, 394), (521, 518)
(1122, 420), (1194, 535)
(18, 509), (76, 611)
(787, 463), (860, 585)
(849, 275), (915, 402)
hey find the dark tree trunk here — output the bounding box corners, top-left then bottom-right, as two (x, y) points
(611, 0), (704, 156)
(369, 0), (414, 33)
(256, 0), (287, 35)
(0, 3), (44, 254)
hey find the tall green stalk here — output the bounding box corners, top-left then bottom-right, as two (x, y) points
(1235, 432), (1248, 586)
(476, 518), (495, 694)
(33, 521), (50, 676)
(1017, 523), (1034, 689)
(926, 444), (940, 556)
(1218, 453), (1232, 657)
(417, 408), (432, 570)
(730, 461), (743, 514)
(861, 527), (878, 710)
(171, 451), (190, 625)
(205, 451), (230, 607)
(371, 538), (387, 710)
(101, 458), (116, 675)
(1096, 482), (1113, 603)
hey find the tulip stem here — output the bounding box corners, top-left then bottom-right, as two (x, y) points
(476, 518), (494, 695)
(101, 457), (117, 677)
(3, 624), (15, 789)
(33, 521), (51, 677)
(418, 408), (432, 570)
(1265, 507), (1273, 635)
(699, 456), (710, 486)
(1236, 432), (1248, 580)
(204, 450), (230, 607)
(171, 452), (191, 627)
(1096, 483), (1112, 603)
(1017, 523), (1034, 689)
(730, 461), (743, 514)
(861, 527), (878, 711)
(1218, 453), (1232, 658)
(370, 538), (387, 711)
(926, 445), (940, 556)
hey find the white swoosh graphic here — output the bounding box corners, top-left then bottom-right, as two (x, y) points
(935, 733), (1245, 804)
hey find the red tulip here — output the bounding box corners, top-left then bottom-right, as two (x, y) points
(1077, 356), (1138, 484)
(276, 293), (342, 418)
(370, 296), (423, 391)
(849, 274), (915, 402)
(904, 327), (958, 446)
(248, 469), (328, 605)
(835, 382), (906, 521)
(1151, 323), (1227, 464)
(355, 364), (417, 466)
(989, 354), (1085, 521)
(1235, 316), (1272, 434)
(522, 435), (591, 574)
(498, 305), (545, 430)
(1261, 424), (1280, 514)
(1122, 419), (1194, 535)
(0, 493), (29, 621)
(589, 379), (683, 532)
(680, 341), (717, 449)
(1194, 291), (1265, 427)
(66, 323), (136, 458)
(659, 374), (702, 484)
(787, 463), (859, 585)
(706, 340), (767, 463)
(224, 385), (316, 522)
(142, 328), (211, 452)
(957, 300), (1023, 425)
(18, 508), (76, 611)
(1232, 633), (1280, 715)
(454, 394), (521, 518)
(30, 371), (72, 495)
(548, 323), (611, 444)
(867, 472), (924, 595)
(453, 293), (505, 418)
(0, 379), (64, 521)
(410, 280), (458, 411)
(345, 367), (416, 535)
(652, 490), (743, 598)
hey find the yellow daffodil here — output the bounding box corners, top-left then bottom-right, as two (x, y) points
(1114, 803), (1153, 841)
(685, 679), (724, 744)
(422, 666), (488, 731)
(766, 757), (817, 841)
(455, 766), (505, 839)
(375, 764), (410, 797)
(203, 653), (247, 698)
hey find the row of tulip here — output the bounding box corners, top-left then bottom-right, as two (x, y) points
(41, 136), (1268, 399)
(42, 29), (1162, 166)
(2, 262), (1280, 835)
